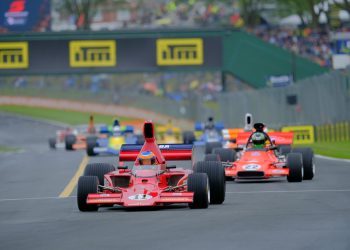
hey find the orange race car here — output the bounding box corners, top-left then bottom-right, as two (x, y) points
(207, 123), (315, 182)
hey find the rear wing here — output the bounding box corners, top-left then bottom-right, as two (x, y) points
(119, 144), (193, 162)
(222, 128), (244, 141)
(236, 132), (294, 146)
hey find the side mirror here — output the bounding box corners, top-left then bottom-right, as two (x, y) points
(166, 165), (176, 169)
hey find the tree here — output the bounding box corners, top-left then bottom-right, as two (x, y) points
(333, 0), (350, 14)
(239, 0), (269, 27)
(277, 0), (327, 27)
(56, 0), (126, 30)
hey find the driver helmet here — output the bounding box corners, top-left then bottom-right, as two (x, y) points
(138, 151), (156, 165)
(113, 126), (121, 136)
(251, 132), (266, 148)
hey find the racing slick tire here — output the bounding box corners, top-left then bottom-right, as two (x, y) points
(183, 131), (196, 144)
(205, 142), (222, 154)
(279, 145), (292, 156)
(286, 153), (303, 182)
(77, 176), (99, 212)
(194, 161), (225, 204)
(65, 134), (76, 150)
(293, 147), (314, 180)
(84, 163), (115, 185)
(48, 138), (56, 149)
(86, 136), (98, 156)
(213, 148), (236, 162)
(204, 154), (221, 162)
(188, 173), (209, 209)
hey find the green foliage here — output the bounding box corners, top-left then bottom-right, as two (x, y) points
(0, 105), (135, 125)
(303, 141), (350, 159)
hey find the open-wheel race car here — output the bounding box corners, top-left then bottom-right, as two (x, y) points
(77, 121), (226, 211)
(207, 123), (315, 182)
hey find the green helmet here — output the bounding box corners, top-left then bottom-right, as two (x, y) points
(251, 132), (266, 147)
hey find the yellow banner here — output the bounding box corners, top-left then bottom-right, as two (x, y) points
(69, 40), (116, 67)
(157, 38), (203, 66)
(0, 42), (28, 69)
(282, 125), (314, 144)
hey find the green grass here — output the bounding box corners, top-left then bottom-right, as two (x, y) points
(302, 141), (350, 159)
(0, 145), (19, 153)
(0, 105), (139, 125)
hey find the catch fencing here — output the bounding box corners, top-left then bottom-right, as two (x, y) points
(217, 70), (350, 129)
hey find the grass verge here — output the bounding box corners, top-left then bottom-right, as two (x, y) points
(0, 145), (19, 153)
(302, 141), (350, 159)
(0, 105), (140, 125)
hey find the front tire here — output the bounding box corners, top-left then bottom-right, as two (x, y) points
(213, 148), (236, 162)
(204, 154), (221, 162)
(293, 147), (314, 180)
(77, 176), (99, 212)
(48, 138), (56, 149)
(287, 153), (303, 182)
(84, 163), (115, 185)
(65, 134), (76, 150)
(194, 161), (225, 204)
(205, 142), (222, 154)
(188, 173), (209, 209)
(183, 131), (196, 144)
(86, 136), (97, 156)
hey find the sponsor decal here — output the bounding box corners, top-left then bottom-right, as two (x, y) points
(243, 164), (261, 171)
(69, 40), (116, 67)
(159, 145), (170, 149)
(128, 194), (152, 200)
(156, 38), (203, 66)
(0, 42), (28, 69)
(251, 152), (261, 156)
(281, 125), (314, 144)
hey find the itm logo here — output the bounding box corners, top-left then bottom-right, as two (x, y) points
(0, 42), (28, 69)
(69, 40), (116, 67)
(157, 38), (203, 66)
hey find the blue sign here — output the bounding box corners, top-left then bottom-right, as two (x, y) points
(0, 0), (50, 32)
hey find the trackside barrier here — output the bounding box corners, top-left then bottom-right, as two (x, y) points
(315, 122), (350, 142)
(281, 125), (315, 144)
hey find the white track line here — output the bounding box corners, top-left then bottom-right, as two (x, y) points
(226, 189), (350, 194)
(316, 155), (350, 163)
(0, 196), (76, 202)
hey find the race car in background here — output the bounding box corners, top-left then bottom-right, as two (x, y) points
(182, 117), (225, 154)
(156, 120), (183, 144)
(48, 115), (107, 150)
(206, 123), (315, 182)
(77, 121), (226, 211)
(86, 124), (144, 156)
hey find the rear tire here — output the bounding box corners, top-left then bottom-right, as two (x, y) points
(194, 161), (225, 204)
(204, 154), (221, 162)
(293, 147), (314, 180)
(183, 131), (196, 144)
(205, 142), (222, 154)
(213, 148), (236, 162)
(287, 153), (303, 182)
(84, 163), (115, 185)
(188, 173), (209, 209)
(86, 136), (98, 156)
(65, 134), (76, 150)
(77, 176), (99, 212)
(48, 138), (56, 149)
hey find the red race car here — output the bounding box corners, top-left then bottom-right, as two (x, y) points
(213, 123), (314, 182)
(77, 121), (225, 211)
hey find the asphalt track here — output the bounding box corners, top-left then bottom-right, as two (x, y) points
(0, 113), (349, 250)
